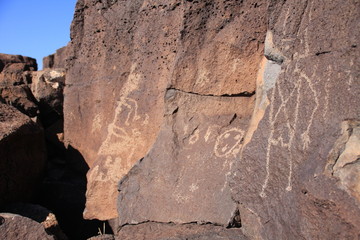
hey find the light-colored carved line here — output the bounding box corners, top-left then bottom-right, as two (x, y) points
(299, 70), (319, 150)
(214, 128), (245, 158)
(261, 64), (307, 196)
(323, 66), (331, 118)
(260, 81), (277, 197)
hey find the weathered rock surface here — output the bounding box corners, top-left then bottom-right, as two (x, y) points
(43, 45), (70, 69)
(88, 234), (115, 240)
(118, 90), (254, 226)
(115, 222), (248, 240)
(0, 103), (46, 205)
(0, 53), (37, 72)
(65, 0), (267, 220)
(1, 202), (68, 240)
(231, 0), (360, 239)
(0, 213), (55, 240)
(63, 0), (359, 239)
(31, 68), (66, 116)
(0, 54), (39, 117)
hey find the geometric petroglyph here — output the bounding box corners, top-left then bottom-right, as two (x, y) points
(260, 63), (320, 197)
(214, 128), (245, 158)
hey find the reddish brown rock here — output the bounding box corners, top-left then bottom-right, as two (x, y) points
(118, 90), (254, 226)
(231, 0), (360, 239)
(65, 0), (266, 220)
(0, 53), (39, 117)
(43, 45), (70, 69)
(0, 213), (55, 240)
(0, 85), (39, 117)
(1, 203), (68, 240)
(0, 53), (37, 72)
(0, 103), (46, 205)
(115, 222), (248, 240)
(31, 68), (66, 116)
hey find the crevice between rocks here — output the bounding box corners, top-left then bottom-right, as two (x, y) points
(166, 87), (255, 98)
(118, 219), (225, 231)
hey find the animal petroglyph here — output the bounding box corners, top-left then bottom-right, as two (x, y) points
(260, 63), (320, 197)
(214, 128), (245, 158)
(98, 97), (148, 159)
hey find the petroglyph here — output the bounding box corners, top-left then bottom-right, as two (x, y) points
(189, 128), (200, 145)
(214, 128), (245, 158)
(92, 114), (102, 133)
(260, 62), (320, 197)
(98, 97), (147, 158)
(89, 156), (125, 182)
(189, 183), (199, 192)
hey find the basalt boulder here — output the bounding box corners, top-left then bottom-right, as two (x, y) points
(65, 0), (267, 221)
(0, 103), (46, 205)
(230, 0), (360, 239)
(0, 213), (55, 240)
(0, 53), (39, 117)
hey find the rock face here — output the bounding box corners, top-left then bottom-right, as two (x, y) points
(64, 0), (360, 239)
(43, 46), (70, 69)
(115, 222), (248, 240)
(1, 202), (68, 240)
(65, 0), (267, 221)
(118, 90), (254, 225)
(0, 103), (46, 205)
(0, 213), (55, 240)
(0, 53), (39, 117)
(31, 68), (66, 117)
(231, 0), (360, 239)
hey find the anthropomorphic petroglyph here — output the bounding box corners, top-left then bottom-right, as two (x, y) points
(260, 63), (321, 197)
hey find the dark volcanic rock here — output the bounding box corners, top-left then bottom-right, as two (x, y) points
(0, 53), (39, 117)
(43, 45), (70, 69)
(231, 0), (360, 239)
(63, 0), (359, 239)
(118, 90), (254, 226)
(1, 202), (68, 240)
(0, 53), (37, 72)
(0, 213), (55, 240)
(0, 85), (39, 117)
(0, 103), (46, 205)
(31, 68), (66, 116)
(115, 222), (248, 240)
(65, 0), (267, 220)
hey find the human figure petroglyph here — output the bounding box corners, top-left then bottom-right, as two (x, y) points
(260, 63), (320, 197)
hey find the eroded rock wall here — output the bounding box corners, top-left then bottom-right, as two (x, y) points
(0, 103), (46, 205)
(65, 0), (266, 220)
(231, 0), (360, 239)
(64, 0), (359, 239)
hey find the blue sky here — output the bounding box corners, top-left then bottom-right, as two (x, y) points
(0, 0), (77, 69)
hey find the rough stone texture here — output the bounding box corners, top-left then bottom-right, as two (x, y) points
(1, 202), (68, 240)
(31, 68), (66, 116)
(0, 53), (37, 72)
(0, 85), (39, 117)
(88, 234), (115, 240)
(330, 121), (360, 202)
(43, 45), (70, 69)
(65, 0), (267, 220)
(0, 103), (46, 205)
(115, 222), (248, 240)
(0, 213), (55, 240)
(118, 90), (254, 226)
(0, 54), (39, 117)
(231, 0), (360, 239)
